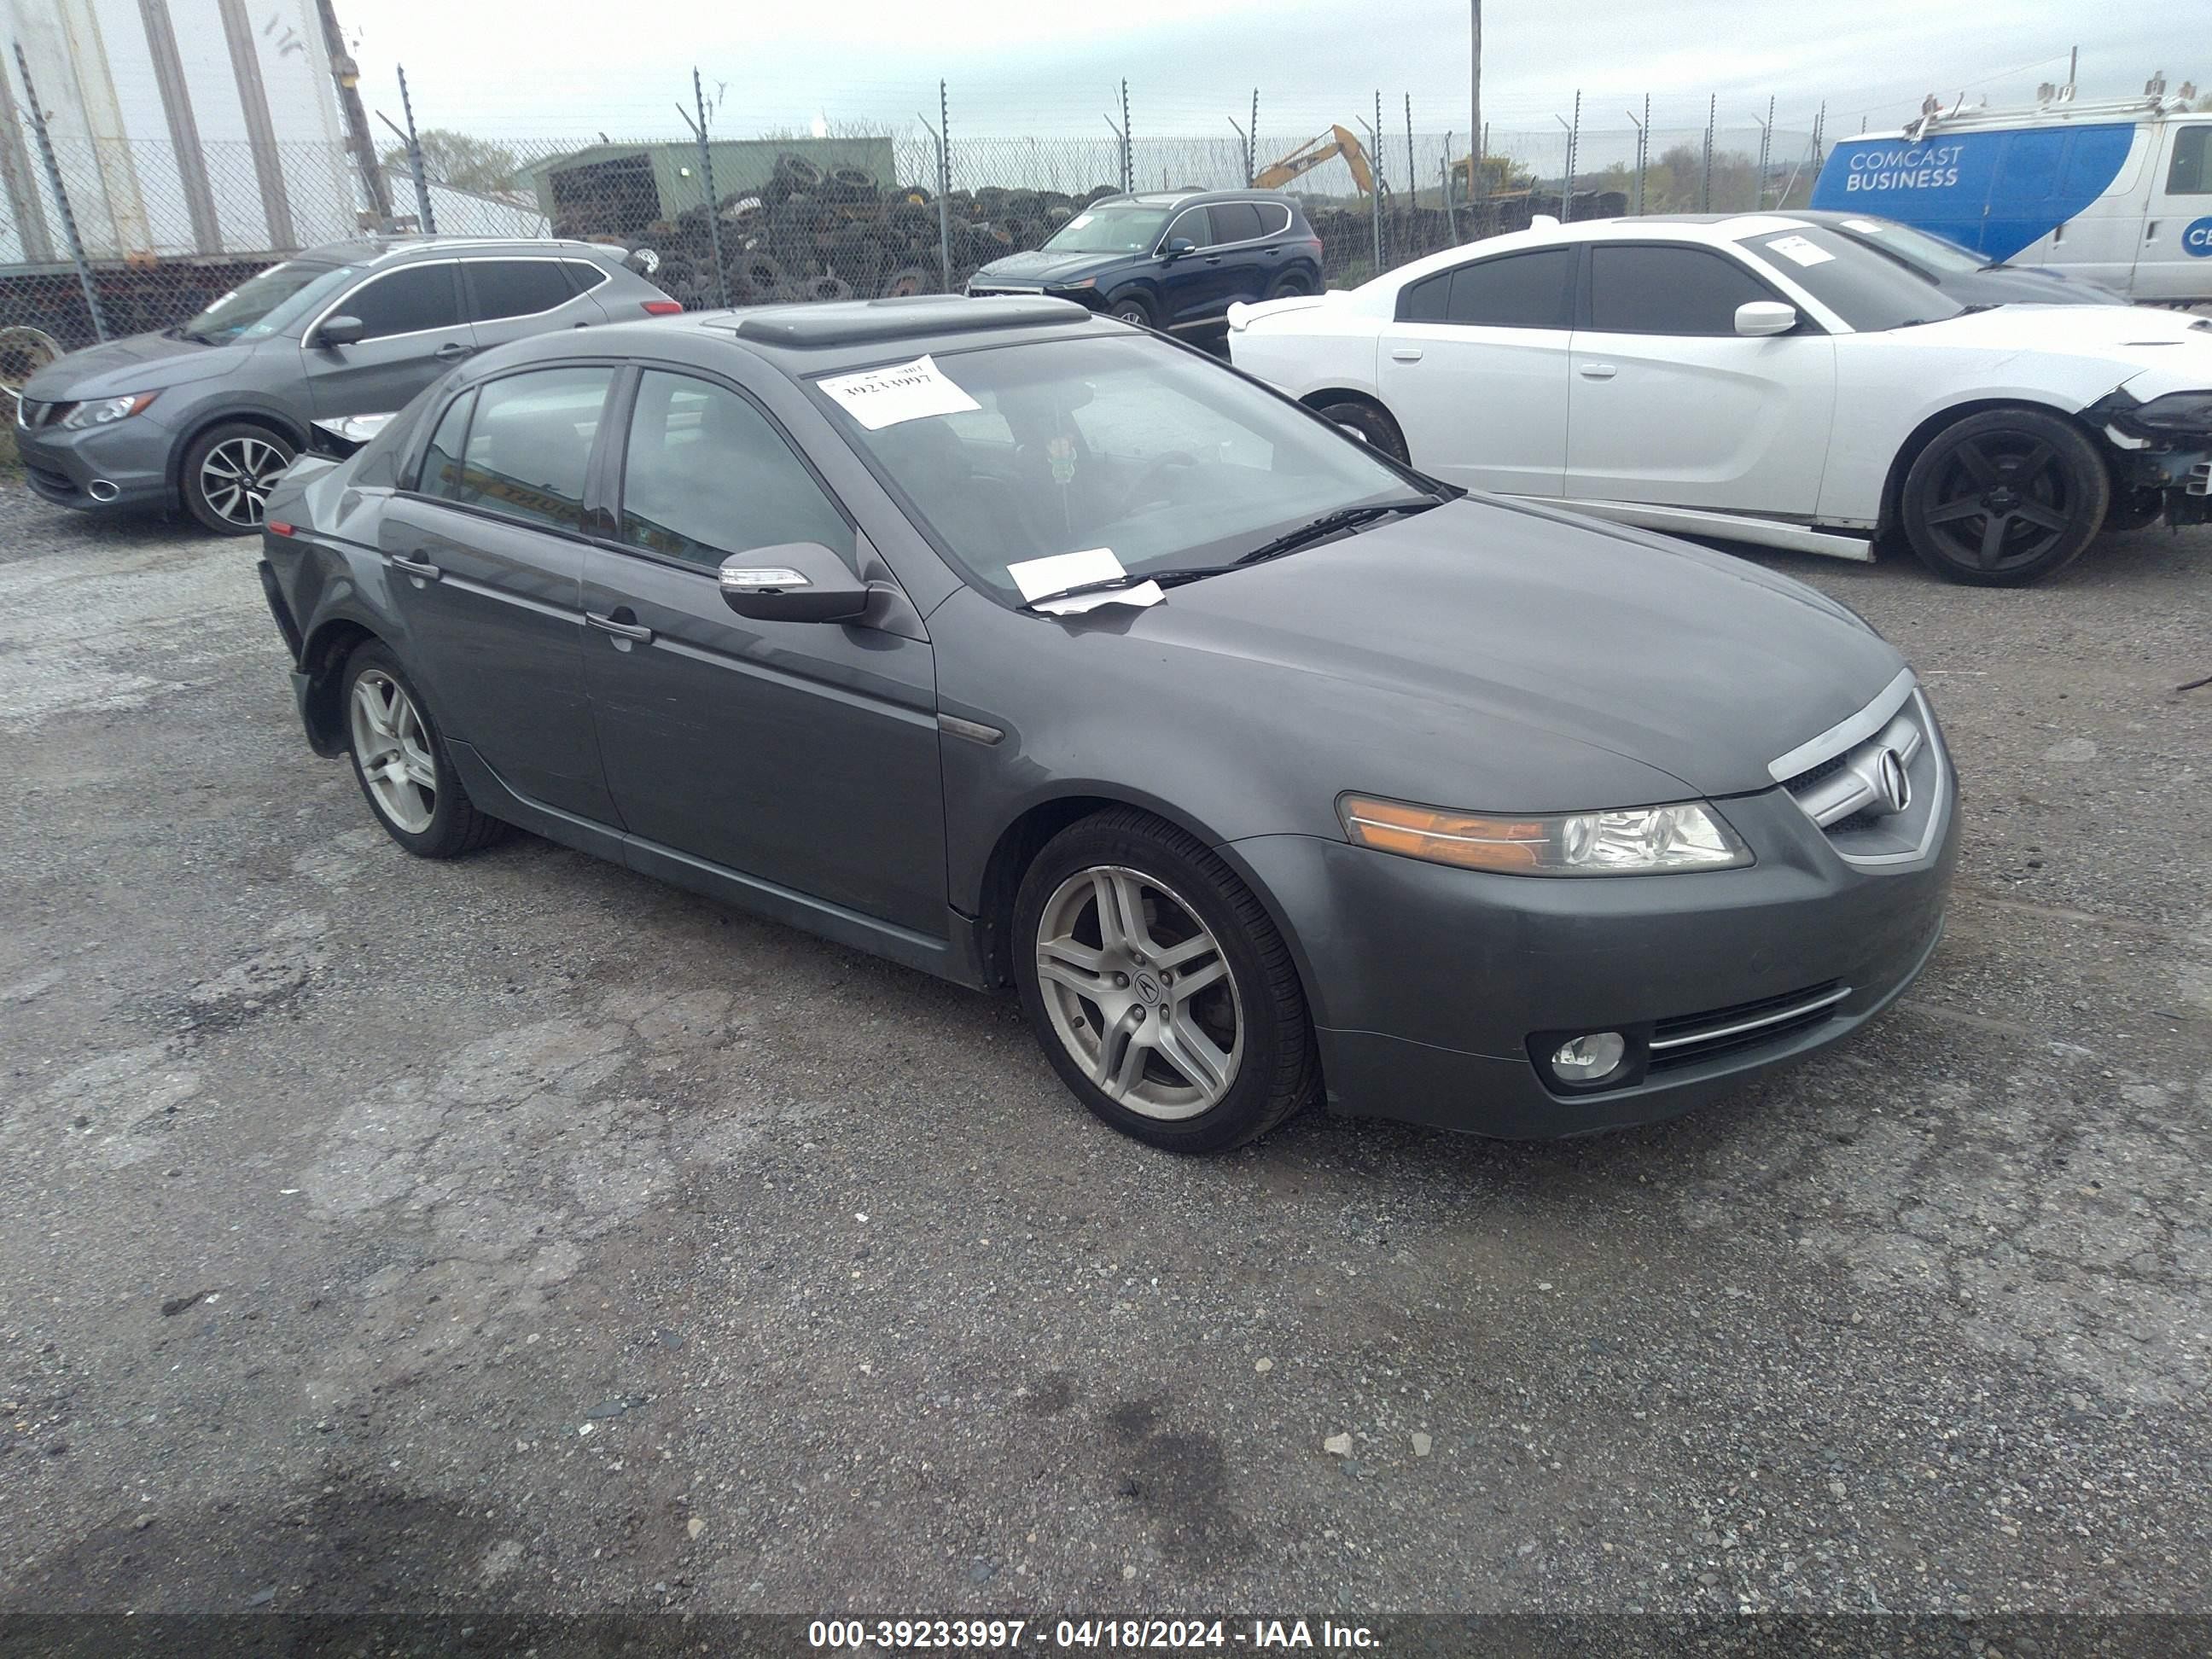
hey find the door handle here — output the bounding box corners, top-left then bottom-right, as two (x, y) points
(388, 553), (441, 579)
(586, 610), (655, 643)
(1390, 346), (1424, 362)
(434, 341), (475, 361)
(1578, 362), (1618, 380)
(2144, 221), (2160, 243)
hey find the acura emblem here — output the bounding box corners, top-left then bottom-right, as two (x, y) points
(1874, 748), (1912, 816)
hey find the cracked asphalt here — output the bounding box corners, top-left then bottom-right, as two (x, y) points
(0, 481), (2206, 1624)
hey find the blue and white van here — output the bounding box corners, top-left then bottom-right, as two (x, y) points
(1811, 94), (2212, 303)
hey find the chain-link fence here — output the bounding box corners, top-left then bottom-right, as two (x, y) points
(0, 97), (1828, 362)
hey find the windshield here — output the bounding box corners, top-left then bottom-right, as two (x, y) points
(1825, 215), (1985, 276)
(178, 260), (354, 344)
(1041, 203), (1173, 255)
(1739, 227), (1965, 331)
(815, 335), (1427, 602)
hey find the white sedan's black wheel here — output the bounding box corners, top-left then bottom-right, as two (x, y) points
(1014, 809), (1318, 1152)
(1899, 409), (2109, 587)
(181, 422), (294, 534)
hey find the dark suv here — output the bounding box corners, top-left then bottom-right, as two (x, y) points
(16, 236), (672, 533)
(966, 190), (1322, 337)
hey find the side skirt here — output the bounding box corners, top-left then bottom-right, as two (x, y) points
(1540, 498), (1878, 561)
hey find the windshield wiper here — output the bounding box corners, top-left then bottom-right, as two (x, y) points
(1231, 498), (1439, 568)
(1019, 568), (1215, 612)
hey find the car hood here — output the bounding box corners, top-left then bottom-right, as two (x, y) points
(972, 249), (1129, 287)
(1945, 267), (2118, 306)
(1895, 303), (2212, 402)
(1026, 500), (1906, 813)
(23, 329), (254, 399)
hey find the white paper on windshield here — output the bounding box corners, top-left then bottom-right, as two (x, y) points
(1840, 218), (1883, 233)
(1006, 547), (1165, 615)
(1766, 234), (1836, 267)
(817, 354), (981, 429)
(1065, 212), (1094, 230)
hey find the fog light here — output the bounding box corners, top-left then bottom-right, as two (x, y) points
(1548, 1032), (1626, 1083)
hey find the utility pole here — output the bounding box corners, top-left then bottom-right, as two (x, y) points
(1469, 0), (1482, 210)
(313, 0), (393, 227)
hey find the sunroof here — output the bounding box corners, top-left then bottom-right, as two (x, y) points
(708, 294), (1091, 347)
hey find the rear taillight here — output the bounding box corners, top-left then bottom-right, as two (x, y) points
(642, 300), (683, 316)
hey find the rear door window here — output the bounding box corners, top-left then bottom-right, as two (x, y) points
(1397, 248), (1571, 327)
(463, 259), (577, 323)
(421, 364), (614, 531)
(1209, 201), (1266, 243)
(339, 263), (463, 341)
(1447, 248), (1573, 327)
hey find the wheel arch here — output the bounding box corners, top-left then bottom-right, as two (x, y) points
(166, 405), (310, 503)
(1876, 395), (2101, 538)
(295, 615), (382, 756)
(968, 789), (1313, 1007)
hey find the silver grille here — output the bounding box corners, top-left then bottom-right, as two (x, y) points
(2187, 459), (2210, 498)
(15, 398), (49, 428)
(1771, 669), (1947, 867)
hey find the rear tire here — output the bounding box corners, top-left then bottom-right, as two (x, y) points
(1013, 809), (1318, 1153)
(1313, 397), (1408, 464)
(1899, 408), (2109, 586)
(1264, 271), (1313, 300)
(341, 641), (509, 859)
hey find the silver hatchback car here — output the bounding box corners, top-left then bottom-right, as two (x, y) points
(15, 236), (673, 533)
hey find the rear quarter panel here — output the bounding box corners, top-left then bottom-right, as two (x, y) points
(1227, 300), (1382, 400)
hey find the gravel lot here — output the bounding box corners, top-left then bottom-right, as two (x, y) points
(0, 480), (2206, 1628)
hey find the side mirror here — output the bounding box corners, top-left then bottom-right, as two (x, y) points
(1161, 237), (1196, 259)
(719, 543), (870, 624)
(316, 314), (365, 347)
(1734, 300), (1798, 337)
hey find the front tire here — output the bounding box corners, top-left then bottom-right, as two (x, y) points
(1313, 397), (1408, 464)
(1108, 293), (1156, 329)
(1899, 409), (2109, 586)
(180, 421), (295, 534)
(1013, 809), (1318, 1153)
(341, 642), (508, 859)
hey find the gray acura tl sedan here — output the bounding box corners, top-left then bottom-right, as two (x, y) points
(258, 294), (1956, 1152)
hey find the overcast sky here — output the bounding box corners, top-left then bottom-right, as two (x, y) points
(346, 2), (2188, 147)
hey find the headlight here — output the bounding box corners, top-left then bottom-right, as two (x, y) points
(59, 391), (157, 429)
(1339, 795), (1751, 876)
(1051, 276), (1097, 291)
(2125, 391), (2212, 437)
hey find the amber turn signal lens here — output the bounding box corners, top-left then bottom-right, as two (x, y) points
(1338, 796), (1551, 872)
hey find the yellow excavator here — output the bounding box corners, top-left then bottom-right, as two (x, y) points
(1254, 126), (1377, 196)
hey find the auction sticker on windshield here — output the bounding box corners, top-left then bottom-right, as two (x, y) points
(1766, 235), (1836, 267)
(1007, 547), (1165, 614)
(818, 355), (981, 429)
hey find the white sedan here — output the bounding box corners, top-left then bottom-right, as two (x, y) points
(1226, 213), (2212, 585)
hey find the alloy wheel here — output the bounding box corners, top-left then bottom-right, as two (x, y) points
(1033, 864), (1243, 1121)
(1918, 431), (2081, 577)
(348, 669), (437, 834)
(197, 434), (290, 528)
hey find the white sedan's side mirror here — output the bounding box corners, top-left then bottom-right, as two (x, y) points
(1735, 300), (1798, 337)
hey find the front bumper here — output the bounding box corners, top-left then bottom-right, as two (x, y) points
(14, 414), (173, 513)
(1226, 778), (1959, 1139)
